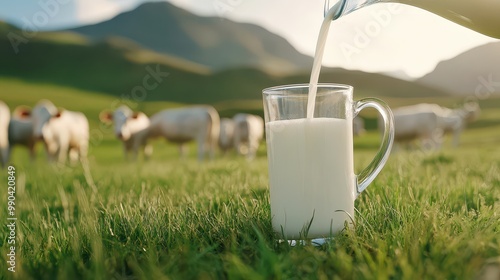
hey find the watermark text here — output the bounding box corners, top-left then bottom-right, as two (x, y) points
(6, 166), (17, 273)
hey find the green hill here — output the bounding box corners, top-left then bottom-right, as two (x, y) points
(0, 77), (183, 127)
(69, 2), (313, 75)
(418, 42), (500, 96)
(0, 24), (210, 101)
(1, 20), (453, 112)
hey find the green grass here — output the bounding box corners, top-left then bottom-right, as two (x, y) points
(0, 129), (499, 280)
(0, 78), (499, 279)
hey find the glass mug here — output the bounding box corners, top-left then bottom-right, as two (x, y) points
(262, 84), (394, 241)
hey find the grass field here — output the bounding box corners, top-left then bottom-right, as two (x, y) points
(0, 79), (499, 279)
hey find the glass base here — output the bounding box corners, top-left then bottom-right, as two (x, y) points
(278, 237), (332, 247)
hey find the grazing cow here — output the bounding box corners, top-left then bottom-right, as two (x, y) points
(389, 103), (448, 149)
(442, 103), (480, 147)
(100, 105), (220, 161)
(219, 118), (235, 154)
(7, 106), (37, 162)
(100, 105), (152, 161)
(147, 105), (220, 161)
(0, 101), (10, 168)
(385, 103), (479, 150)
(353, 116), (365, 136)
(233, 113), (264, 160)
(32, 100), (89, 164)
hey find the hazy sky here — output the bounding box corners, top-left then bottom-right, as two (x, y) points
(1, 0), (497, 78)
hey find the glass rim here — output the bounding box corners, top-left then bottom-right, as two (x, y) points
(262, 83), (353, 96)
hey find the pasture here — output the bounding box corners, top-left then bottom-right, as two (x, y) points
(0, 78), (499, 279)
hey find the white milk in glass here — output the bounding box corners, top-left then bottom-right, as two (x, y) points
(266, 118), (355, 239)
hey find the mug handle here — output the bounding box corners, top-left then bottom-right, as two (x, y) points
(353, 98), (395, 198)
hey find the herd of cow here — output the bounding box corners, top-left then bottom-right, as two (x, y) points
(0, 99), (479, 168)
(0, 100), (265, 168)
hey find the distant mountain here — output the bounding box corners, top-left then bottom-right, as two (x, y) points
(417, 42), (500, 96)
(0, 21), (211, 101)
(69, 2), (313, 75)
(288, 68), (451, 99)
(1, 20), (450, 107)
(382, 70), (415, 81)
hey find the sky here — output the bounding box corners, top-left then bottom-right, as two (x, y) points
(1, 0), (497, 79)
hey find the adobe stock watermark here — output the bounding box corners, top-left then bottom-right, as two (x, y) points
(213, 0), (245, 17)
(465, 73), (500, 104)
(6, 166), (17, 273)
(7, 0), (71, 54)
(88, 64), (170, 147)
(340, 3), (403, 63)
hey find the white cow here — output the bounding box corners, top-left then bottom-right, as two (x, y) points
(7, 106), (38, 162)
(100, 105), (152, 161)
(32, 100), (89, 164)
(0, 101), (10, 168)
(147, 105), (220, 161)
(387, 103), (479, 150)
(233, 113), (264, 160)
(219, 118), (235, 154)
(442, 103), (480, 147)
(100, 105), (220, 161)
